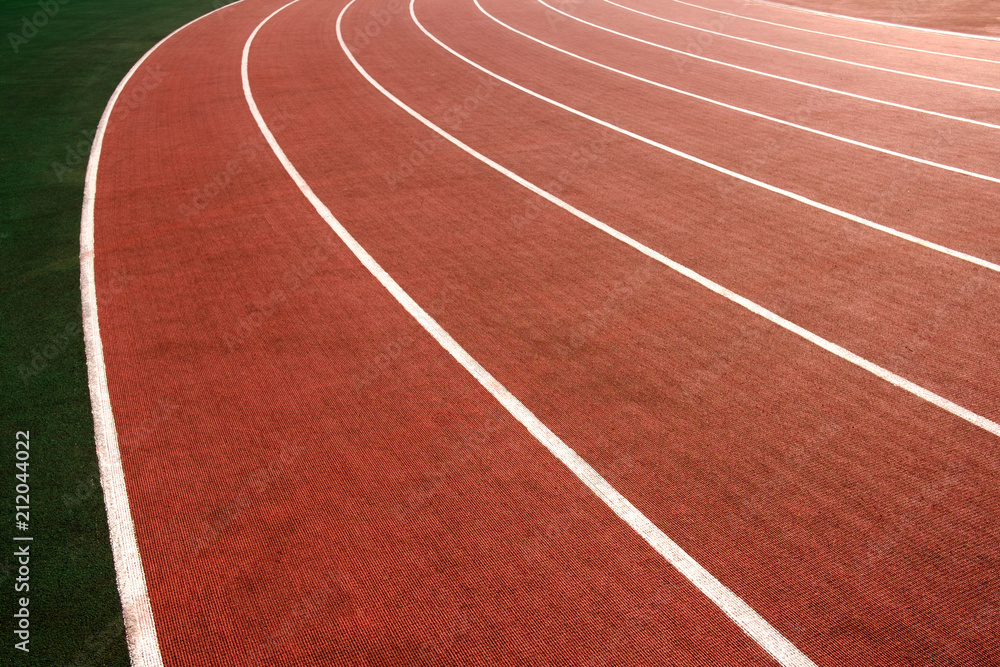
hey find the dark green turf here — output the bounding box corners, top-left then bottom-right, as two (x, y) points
(1, 1), (235, 663)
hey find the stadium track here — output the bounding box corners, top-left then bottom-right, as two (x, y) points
(84, 0), (1000, 664)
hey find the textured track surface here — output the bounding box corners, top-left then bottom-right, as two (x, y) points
(87, 0), (1000, 664)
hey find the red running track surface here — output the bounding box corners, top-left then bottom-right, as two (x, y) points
(86, 0), (1000, 664)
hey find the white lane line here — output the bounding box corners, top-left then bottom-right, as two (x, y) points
(750, 0), (1000, 42)
(603, 0), (1000, 86)
(264, 0), (999, 659)
(537, 0), (1000, 130)
(249, 2), (819, 665)
(421, 0), (1000, 273)
(651, 0), (1000, 63)
(80, 2), (247, 666)
(404, 0), (1000, 440)
(415, 0), (1000, 442)
(475, 0), (1000, 185)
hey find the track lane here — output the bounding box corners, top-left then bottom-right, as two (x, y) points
(478, 0), (1000, 187)
(472, 0), (1000, 251)
(248, 0), (1000, 663)
(601, 0), (1000, 84)
(89, 0), (796, 664)
(81, 3), (260, 662)
(703, 0), (1000, 49)
(539, 0), (1000, 127)
(401, 0), (1000, 422)
(249, 4), (818, 661)
(506, 0), (1000, 181)
(618, 0), (1000, 64)
(604, 0), (1000, 88)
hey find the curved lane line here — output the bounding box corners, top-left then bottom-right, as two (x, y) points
(537, 0), (1000, 130)
(246, 0), (820, 665)
(647, 0), (1000, 63)
(393, 0), (1000, 441)
(81, 2), (248, 665)
(599, 0), (1000, 91)
(474, 0), (1000, 184)
(424, 0), (1000, 273)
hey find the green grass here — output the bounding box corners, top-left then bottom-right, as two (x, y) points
(1, 0), (233, 663)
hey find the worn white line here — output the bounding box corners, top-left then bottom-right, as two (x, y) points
(649, 0), (1000, 63)
(537, 0), (1000, 130)
(248, 0), (820, 665)
(475, 0), (1000, 185)
(603, 0), (1000, 86)
(80, 1), (247, 665)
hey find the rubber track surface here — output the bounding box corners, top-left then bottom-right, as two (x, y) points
(89, 0), (1000, 663)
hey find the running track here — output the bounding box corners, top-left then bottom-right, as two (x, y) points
(83, 0), (1000, 664)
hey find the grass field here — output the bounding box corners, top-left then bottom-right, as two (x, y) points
(0, 1), (232, 663)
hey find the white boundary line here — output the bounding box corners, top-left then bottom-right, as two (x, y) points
(420, 0), (1000, 273)
(651, 0), (1000, 63)
(80, 1), (246, 665)
(750, 0), (1000, 42)
(474, 0), (1000, 185)
(248, 1), (819, 665)
(601, 0), (1000, 88)
(537, 0), (1000, 130)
